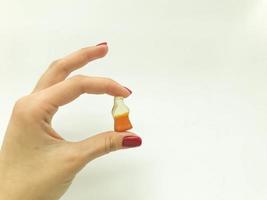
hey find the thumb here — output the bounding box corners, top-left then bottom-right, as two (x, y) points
(74, 131), (142, 163)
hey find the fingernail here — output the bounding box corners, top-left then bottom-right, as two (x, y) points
(122, 136), (142, 148)
(96, 42), (107, 46)
(124, 86), (132, 95)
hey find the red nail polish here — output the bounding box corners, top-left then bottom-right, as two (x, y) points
(122, 136), (142, 148)
(124, 87), (132, 94)
(96, 42), (107, 46)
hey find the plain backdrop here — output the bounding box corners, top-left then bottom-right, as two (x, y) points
(0, 0), (267, 199)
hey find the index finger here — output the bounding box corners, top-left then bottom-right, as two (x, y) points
(38, 75), (131, 108)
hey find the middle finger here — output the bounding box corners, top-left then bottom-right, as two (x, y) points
(32, 43), (108, 93)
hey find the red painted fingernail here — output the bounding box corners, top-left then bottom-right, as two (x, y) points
(122, 136), (142, 148)
(96, 42), (107, 46)
(124, 86), (132, 94)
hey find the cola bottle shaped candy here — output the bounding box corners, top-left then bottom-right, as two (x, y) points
(112, 96), (133, 132)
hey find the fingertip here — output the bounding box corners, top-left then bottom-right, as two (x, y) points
(122, 135), (142, 148)
(106, 81), (131, 98)
(96, 42), (109, 56)
(114, 132), (142, 148)
(117, 86), (132, 98)
(123, 86), (132, 97)
(96, 42), (107, 46)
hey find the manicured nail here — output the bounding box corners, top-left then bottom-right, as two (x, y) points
(124, 86), (132, 94)
(96, 42), (107, 46)
(122, 136), (142, 148)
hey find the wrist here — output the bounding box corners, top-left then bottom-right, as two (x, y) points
(0, 153), (28, 200)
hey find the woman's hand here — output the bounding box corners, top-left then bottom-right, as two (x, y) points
(0, 43), (142, 200)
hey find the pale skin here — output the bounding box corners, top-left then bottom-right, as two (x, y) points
(0, 43), (141, 200)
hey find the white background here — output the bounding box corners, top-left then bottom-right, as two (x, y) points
(0, 0), (267, 199)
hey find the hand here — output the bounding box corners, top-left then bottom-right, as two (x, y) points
(0, 43), (142, 200)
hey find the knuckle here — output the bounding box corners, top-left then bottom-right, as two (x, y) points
(71, 75), (87, 91)
(72, 74), (86, 81)
(49, 59), (62, 68)
(14, 96), (28, 109)
(49, 59), (69, 74)
(105, 135), (117, 154)
(14, 96), (37, 113)
(13, 96), (32, 119)
(13, 95), (43, 121)
(104, 78), (117, 93)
